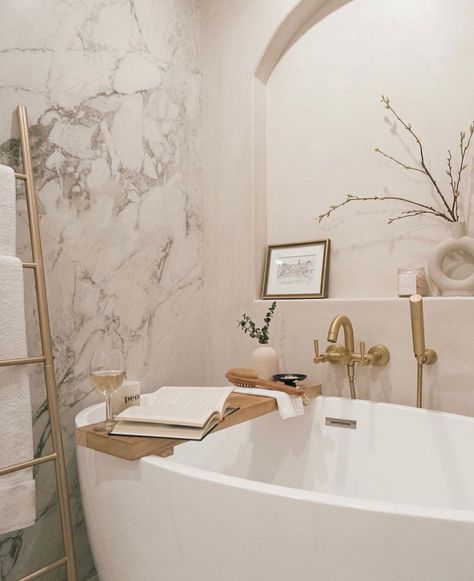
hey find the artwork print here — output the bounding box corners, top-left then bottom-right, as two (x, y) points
(276, 253), (318, 290)
(262, 240), (330, 299)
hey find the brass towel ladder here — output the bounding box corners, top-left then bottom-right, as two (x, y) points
(0, 106), (77, 580)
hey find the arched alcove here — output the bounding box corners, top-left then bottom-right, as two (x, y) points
(255, 0), (353, 83)
(253, 0), (474, 298)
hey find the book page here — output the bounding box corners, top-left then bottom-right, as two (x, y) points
(111, 406), (239, 440)
(115, 386), (234, 427)
(111, 417), (220, 440)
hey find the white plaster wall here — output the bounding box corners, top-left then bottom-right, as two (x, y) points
(203, 0), (300, 379)
(203, 0), (474, 417)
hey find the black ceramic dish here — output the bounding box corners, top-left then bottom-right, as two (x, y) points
(273, 373), (307, 387)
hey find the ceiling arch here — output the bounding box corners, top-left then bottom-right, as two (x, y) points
(255, 0), (353, 83)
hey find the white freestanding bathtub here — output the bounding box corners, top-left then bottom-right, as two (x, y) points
(75, 395), (474, 581)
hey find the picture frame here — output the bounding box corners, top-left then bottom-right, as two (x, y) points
(261, 240), (330, 299)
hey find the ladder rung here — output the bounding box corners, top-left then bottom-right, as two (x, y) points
(19, 557), (68, 581)
(14, 172), (27, 181)
(0, 355), (46, 367)
(0, 453), (57, 477)
(22, 261), (37, 269)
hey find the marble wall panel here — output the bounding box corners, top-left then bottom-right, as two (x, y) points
(0, 1), (203, 579)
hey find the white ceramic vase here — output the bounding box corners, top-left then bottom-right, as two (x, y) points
(250, 344), (279, 380)
(428, 222), (474, 296)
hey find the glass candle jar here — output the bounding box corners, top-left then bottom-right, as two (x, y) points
(397, 267), (427, 297)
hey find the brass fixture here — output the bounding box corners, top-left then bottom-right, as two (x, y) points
(327, 314), (355, 352)
(313, 314), (390, 399)
(0, 107), (77, 580)
(409, 294), (437, 408)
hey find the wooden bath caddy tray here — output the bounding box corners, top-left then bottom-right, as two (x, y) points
(76, 390), (321, 461)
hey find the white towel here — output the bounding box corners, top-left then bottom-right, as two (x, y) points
(0, 256), (35, 533)
(0, 165), (16, 256)
(233, 387), (304, 419)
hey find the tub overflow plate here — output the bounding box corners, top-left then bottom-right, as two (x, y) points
(325, 417), (357, 429)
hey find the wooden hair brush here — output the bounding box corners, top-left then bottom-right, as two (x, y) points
(225, 368), (304, 397)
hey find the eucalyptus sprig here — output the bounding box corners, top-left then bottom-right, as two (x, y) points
(318, 95), (474, 224)
(237, 301), (277, 345)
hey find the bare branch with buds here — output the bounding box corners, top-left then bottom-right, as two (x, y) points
(318, 96), (473, 225)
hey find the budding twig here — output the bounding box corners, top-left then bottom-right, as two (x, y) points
(452, 123), (474, 220)
(318, 96), (474, 225)
(318, 194), (452, 224)
(380, 95), (456, 221)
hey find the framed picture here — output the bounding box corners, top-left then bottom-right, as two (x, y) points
(261, 240), (330, 299)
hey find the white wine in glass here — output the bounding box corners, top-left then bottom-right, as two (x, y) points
(89, 349), (125, 432)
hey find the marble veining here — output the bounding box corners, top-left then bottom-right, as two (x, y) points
(0, 1), (204, 579)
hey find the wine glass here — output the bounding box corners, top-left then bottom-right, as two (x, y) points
(89, 349), (126, 432)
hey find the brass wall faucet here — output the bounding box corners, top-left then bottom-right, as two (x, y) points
(314, 314), (390, 399)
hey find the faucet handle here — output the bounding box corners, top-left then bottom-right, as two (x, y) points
(313, 339), (319, 358)
(359, 340), (367, 366)
(313, 339), (326, 364)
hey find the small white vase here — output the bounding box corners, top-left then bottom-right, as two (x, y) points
(250, 345), (279, 380)
(428, 222), (474, 296)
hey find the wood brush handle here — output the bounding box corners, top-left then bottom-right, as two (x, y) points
(225, 371), (303, 397)
(254, 378), (304, 396)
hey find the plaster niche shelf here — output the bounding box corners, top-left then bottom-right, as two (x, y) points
(253, 297), (474, 305)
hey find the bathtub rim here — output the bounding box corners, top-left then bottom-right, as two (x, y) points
(75, 395), (474, 525)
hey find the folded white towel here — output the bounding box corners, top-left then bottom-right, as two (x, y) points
(233, 387), (304, 419)
(0, 165), (16, 256)
(0, 256), (35, 534)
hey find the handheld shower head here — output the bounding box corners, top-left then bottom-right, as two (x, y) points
(409, 294), (437, 409)
(409, 294), (426, 361)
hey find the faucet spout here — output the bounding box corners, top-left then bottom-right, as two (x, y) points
(327, 315), (355, 353)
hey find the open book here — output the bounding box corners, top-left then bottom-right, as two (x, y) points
(111, 386), (237, 440)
